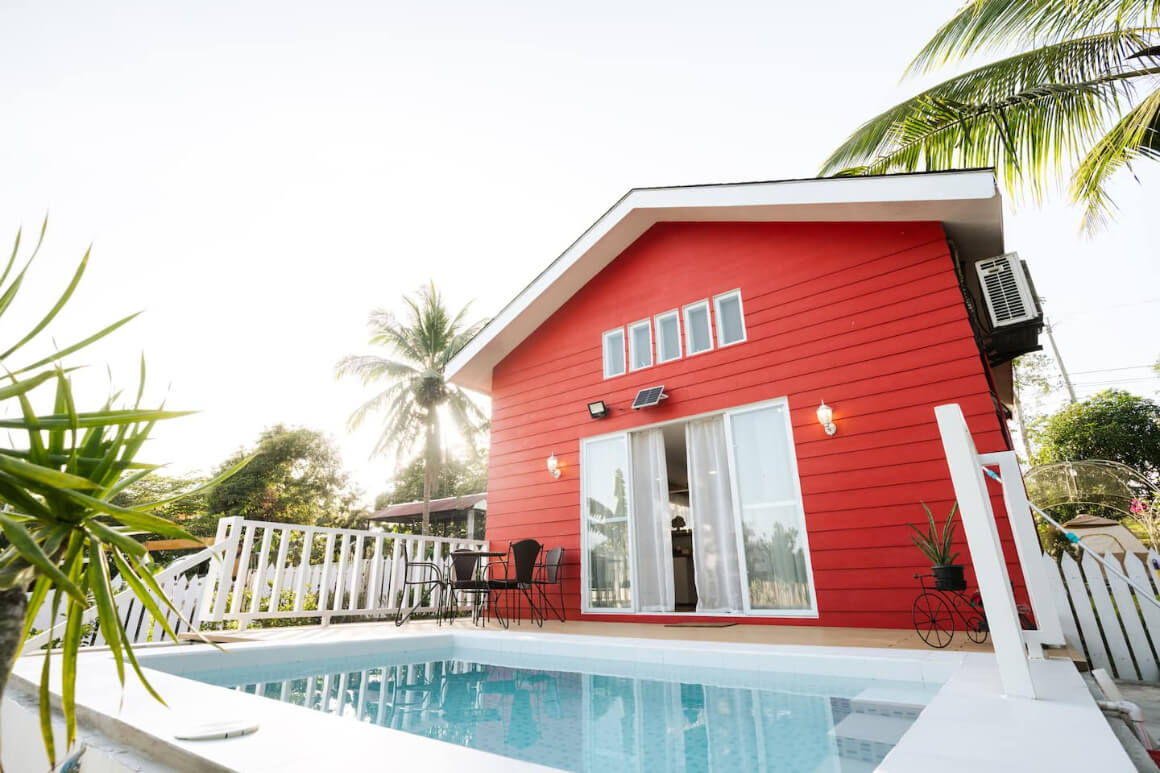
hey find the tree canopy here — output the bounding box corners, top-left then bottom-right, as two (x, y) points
(1033, 389), (1160, 481)
(205, 425), (364, 526)
(374, 453), (488, 510)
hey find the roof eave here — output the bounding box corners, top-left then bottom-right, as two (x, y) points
(447, 170), (1002, 395)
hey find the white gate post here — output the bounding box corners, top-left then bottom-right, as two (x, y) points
(936, 404), (1037, 699)
(979, 450), (1065, 649)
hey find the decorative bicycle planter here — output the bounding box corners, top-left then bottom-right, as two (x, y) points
(911, 572), (989, 649)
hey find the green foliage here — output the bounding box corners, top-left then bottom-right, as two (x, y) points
(0, 223), (245, 766)
(336, 282), (488, 534)
(206, 425), (364, 526)
(821, 0), (1160, 229)
(908, 502), (961, 566)
(1032, 390), (1160, 481)
(375, 453), (488, 509)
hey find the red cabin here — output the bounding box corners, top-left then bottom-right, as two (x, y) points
(447, 170), (1043, 629)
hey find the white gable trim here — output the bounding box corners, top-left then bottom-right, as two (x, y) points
(447, 170), (1002, 393)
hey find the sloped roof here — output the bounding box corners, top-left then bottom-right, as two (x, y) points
(367, 493), (487, 521)
(446, 169), (1004, 394)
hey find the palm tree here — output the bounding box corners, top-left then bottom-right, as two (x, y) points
(337, 282), (488, 535)
(821, 0), (1160, 229)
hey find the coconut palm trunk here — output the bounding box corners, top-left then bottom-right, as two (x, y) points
(0, 587), (28, 748)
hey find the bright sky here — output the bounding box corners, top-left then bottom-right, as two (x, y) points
(2, 0), (1158, 503)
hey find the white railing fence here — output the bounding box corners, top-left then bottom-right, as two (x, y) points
(936, 404), (1040, 698)
(936, 401), (1160, 695)
(22, 516), (488, 652)
(22, 542), (225, 653)
(1044, 549), (1160, 682)
(198, 517), (488, 631)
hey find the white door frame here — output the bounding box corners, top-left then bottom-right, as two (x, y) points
(579, 396), (818, 618)
(579, 432), (638, 615)
(722, 398), (820, 618)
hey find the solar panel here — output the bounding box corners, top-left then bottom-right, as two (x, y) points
(632, 386), (667, 410)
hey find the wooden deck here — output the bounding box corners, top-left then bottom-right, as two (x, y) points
(186, 617), (998, 652)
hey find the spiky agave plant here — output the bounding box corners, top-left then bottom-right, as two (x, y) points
(0, 221), (243, 768)
(821, 0), (1160, 230)
(908, 502), (961, 567)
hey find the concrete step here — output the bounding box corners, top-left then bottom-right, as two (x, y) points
(833, 713), (914, 765)
(848, 685), (938, 721)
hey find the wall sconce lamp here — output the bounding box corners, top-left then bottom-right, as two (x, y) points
(587, 400), (609, 420)
(816, 400), (837, 436)
(546, 452), (562, 479)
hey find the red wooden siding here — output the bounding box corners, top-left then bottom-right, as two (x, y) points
(485, 221), (1026, 628)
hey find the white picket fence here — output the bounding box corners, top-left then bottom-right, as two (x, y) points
(199, 516), (488, 630)
(22, 516), (488, 652)
(1045, 548), (1160, 681)
(26, 573), (207, 648)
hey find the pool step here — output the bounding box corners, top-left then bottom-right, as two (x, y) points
(833, 713), (914, 766)
(848, 685), (935, 721)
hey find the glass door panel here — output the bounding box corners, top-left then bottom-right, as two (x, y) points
(726, 402), (815, 613)
(583, 435), (633, 609)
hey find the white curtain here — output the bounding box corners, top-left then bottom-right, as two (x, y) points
(686, 417), (744, 612)
(630, 429), (675, 612)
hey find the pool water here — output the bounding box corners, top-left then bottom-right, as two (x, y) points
(175, 647), (935, 772)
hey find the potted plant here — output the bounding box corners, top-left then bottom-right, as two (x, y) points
(909, 501), (965, 590)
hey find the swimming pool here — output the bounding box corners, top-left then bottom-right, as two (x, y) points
(12, 629), (1126, 773)
(147, 638), (943, 772)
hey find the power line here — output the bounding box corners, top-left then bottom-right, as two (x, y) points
(1069, 364), (1159, 375)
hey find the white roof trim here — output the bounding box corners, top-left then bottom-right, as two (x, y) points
(447, 170), (1002, 393)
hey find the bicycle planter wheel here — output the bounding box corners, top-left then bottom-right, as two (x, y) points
(965, 614), (989, 644)
(913, 592), (955, 648)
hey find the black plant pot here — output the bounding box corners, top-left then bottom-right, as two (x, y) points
(932, 564), (966, 591)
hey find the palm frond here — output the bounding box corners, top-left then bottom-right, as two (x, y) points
(822, 34), (1159, 179)
(907, 0), (1160, 75)
(1073, 86), (1160, 227)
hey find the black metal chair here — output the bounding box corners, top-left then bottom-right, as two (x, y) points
(488, 539), (544, 627)
(394, 544), (446, 626)
(533, 547), (566, 622)
(445, 550), (504, 627)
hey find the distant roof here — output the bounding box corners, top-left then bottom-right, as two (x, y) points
(446, 169), (1003, 394)
(367, 493), (487, 522)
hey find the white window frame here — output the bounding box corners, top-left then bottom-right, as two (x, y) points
(722, 398), (819, 617)
(654, 309), (682, 364)
(627, 319), (652, 372)
(713, 289), (747, 347)
(682, 299), (714, 357)
(579, 432), (637, 615)
(578, 397), (816, 618)
(602, 327), (626, 379)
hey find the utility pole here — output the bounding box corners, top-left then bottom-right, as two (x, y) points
(1043, 317), (1077, 404)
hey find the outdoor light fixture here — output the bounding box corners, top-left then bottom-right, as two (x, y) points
(816, 400), (837, 436)
(587, 400), (609, 419)
(546, 453), (562, 479)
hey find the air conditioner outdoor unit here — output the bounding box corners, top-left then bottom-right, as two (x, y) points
(974, 252), (1039, 328)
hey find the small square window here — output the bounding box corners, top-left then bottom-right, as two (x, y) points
(628, 320), (652, 371)
(714, 290), (746, 347)
(655, 310), (681, 363)
(603, 328), (625, 378)
(683, 300), (713, 356)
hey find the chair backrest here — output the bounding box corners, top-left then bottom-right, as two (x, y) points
(450, 551), (478, 583)
(543, 547), (564, 584)
(510, 539), (542, 585)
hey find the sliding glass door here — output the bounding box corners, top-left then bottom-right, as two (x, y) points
(580, 397), (814, 616)
(582, 434), (634, 610)
(725, 400), (816, 614)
